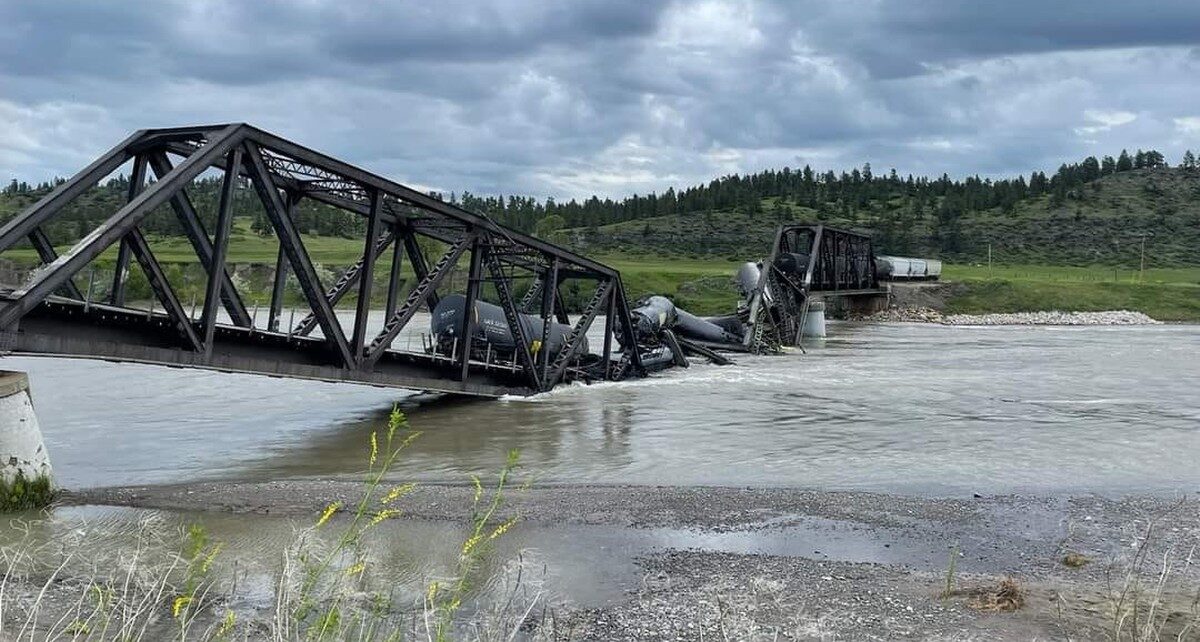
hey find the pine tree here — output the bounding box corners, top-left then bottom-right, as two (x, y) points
(1117, 150), (1133, 172)
(1101, 156), (1116, 175)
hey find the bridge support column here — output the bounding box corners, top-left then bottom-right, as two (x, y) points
(801, 300), (827, 339)
(0, 371), (53, 510)
(820, 292), (889, 319)
(846, 292), (890, 317)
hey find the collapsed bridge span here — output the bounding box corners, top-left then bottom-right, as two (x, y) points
(0, 124), (899, 396)
(0, 124), (654, 396)
(615, 223), (888, 364)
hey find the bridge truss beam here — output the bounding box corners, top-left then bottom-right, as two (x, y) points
(0, 124), (644, 396)
(744, 223), (882, 351)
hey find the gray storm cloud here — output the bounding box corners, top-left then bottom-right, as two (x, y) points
(2, 0), (1200, 199)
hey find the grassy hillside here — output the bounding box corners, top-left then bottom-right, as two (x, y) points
(552, 168), (1200, 269)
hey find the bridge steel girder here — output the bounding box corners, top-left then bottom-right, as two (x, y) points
(537, 258), (558, 376)
(147, 152), (253, 328)
(611, 279), (645, 378)
(363, 233), (473, 367)
(456, 235), (485, 382)
(0, 129), (146, 254)
(0, 123), (644, 397)
(243, 139), (356, 369)
(268, 191), (300, 332)
(400, 228), (440, 311)
(351, 190), (384, 363)
(26, 228), (83, 300)
(292, 227), (396, 338)
(543, 278), (612, 390)
(483, 248), (543, 392)
(110, 155), (148, 307)
(125, 227), (204, 352)
(383, 221), (406, 320)
(200, 148), (243, 356)
(743, 222), (883, 351)
(0, 124), (245, 330)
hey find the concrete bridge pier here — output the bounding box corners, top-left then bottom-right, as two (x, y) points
(818, 291), (890, 319)
(0, 371), (54, 510)
(801, 300), (827, 338)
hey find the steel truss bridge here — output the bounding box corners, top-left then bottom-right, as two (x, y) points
(0, 124), (646, 397)
(743, 223), (886, 349)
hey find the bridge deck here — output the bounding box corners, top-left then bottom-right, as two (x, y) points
(0, 295), (533, 397)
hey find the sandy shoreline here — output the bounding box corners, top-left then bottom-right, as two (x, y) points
(60, 482), (1200, 640)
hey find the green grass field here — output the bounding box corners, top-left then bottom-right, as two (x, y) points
(940, 264), (1200, 321)
(944, 263), (1200, 285)
(6, 219), (1197, 321)
(600, 255), (741, 315)
(4, 219), (371, 266)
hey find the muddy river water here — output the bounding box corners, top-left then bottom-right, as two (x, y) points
(4, 322), (1197, 495)
(1, 322), (1197, 613)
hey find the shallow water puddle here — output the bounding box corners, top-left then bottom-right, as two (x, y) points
(0, 504), (1030, 609)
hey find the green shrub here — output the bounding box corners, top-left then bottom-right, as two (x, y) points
(0, 470), (54, 511)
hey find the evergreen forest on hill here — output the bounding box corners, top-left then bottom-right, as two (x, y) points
(4, 148), (1197, 270)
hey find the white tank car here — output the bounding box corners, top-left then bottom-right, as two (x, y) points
(875, 256), (910, 279)
(875, 255), (941, 280)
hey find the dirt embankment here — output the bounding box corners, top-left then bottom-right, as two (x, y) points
(886, 282), (966, 311)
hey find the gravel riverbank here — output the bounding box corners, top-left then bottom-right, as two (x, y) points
(62, 483), (1200, 640)
(861, 307), (1163, 325)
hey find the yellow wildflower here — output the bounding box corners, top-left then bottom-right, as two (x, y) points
(461, 533), (484, 556)
(316, 502), (341, 527)
(488, 516), (517, 540)
(345, 562), (366, 576)
(201, 543), (224, 574)
(471, 475), (482, 504)
(216, 610), (236, 637)
(369, 509), (400, 526)
(172, 595), (193, 618)
(388, 405), (408, 439)
(381, 483), (415, 505)
(369, 431), (378, 467)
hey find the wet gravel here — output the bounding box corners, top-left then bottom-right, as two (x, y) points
(941, 310), (1161, 325)
(562, 551), (1053, 641)
(861, 307), (1162, 325)
(63, 483), (1200, 640)
(67, 482), (991, 530)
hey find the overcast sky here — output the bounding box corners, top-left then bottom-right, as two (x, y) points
(3, 1), (1200, 199)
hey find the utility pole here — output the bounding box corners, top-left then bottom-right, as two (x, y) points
(1139, 234), (1147, 283)
(1113, 240), (1120, 283)
(987, 243), (993, 278)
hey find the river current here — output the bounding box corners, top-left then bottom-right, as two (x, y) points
(4, 321), (1197, 496)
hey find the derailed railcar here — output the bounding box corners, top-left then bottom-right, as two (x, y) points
(876, 255), (941, 281)
(430, 293), (587, 361)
